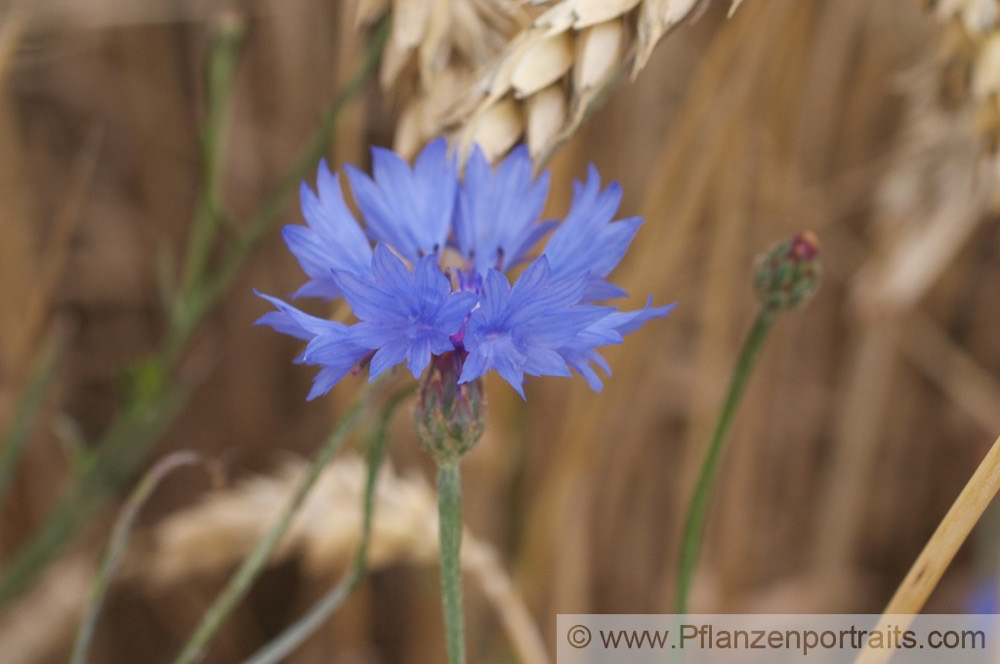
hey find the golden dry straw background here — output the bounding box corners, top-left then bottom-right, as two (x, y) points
(2, 0), (1000, 662)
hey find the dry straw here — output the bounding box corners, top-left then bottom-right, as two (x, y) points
(855, 432), (1000, 664)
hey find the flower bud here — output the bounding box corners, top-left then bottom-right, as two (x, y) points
(753, 231), (822, 311)
(415, 352), (485, 465)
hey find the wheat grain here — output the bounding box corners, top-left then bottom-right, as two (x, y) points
(446, 0), (739, 164)
(363, 0), (739, 164)
(355, 0), (529, 158)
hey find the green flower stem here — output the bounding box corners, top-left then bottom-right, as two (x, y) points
(69, 451), (202, 664)
(242, 384), (414, 664)
(675, 307), (776, 615)
(0, 16), (388, 608)
(171, 389), (372, 664)
(163, 15), (390, 367)
(178, 13), (246, 299)
(0, 326), (67, 513)
(437, 460), (465, 664)
(0, 383), (190, 604)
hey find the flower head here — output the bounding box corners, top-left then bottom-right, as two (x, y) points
(256, 139), (674, 399)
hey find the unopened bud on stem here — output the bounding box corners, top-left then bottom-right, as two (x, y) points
(415, 352), (485, 466)
(753, 231), (822, 311)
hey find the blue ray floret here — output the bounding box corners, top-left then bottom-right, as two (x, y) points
(542, 165), (642, 302)
(345, 137), (456, 262)
(459, 258), (613, 397)
(256, 139), (675, 399)
(455, 145), (554, 277)
(283, 159), (373, 300)
(253, 291), (368, 400)
(329, 245), (478, 381)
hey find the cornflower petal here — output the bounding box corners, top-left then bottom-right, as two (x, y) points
(333, 245), (476, 381)
(554, 297), (677, 390)
(253, 290), (348, 341)
(307, 367), (353, 401)
(520, 347), (573, 378)
(602, 297), (678, 335)
(258, 141), (675, 400)
(560, 349), (610, 392)
(369, 342), (411, 380)
(456, 145), (553, 276)
(282, 160), (372, 300)
(541, 164), (642, 300)
(253, 291), (369, 399)
(460, 258), (611, 397)
(345, 138), (456, 262)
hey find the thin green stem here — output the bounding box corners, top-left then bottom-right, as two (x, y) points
(0, 327), (67, 513)
(69, 451), (202, 664)
(437, 461), (465, 664)
(0, 383), (190, 604)
(0, 16), (388, 608)
(675, 308), (776, 615)
(178, 13), (246, 300)
(163, 15), (390, 366)
(170, 389), (372, 664)
(242, 385), (414, 664)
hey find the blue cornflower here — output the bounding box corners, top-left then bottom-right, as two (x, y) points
(256, 138), (674, 399)
(328, 245), (478, 380)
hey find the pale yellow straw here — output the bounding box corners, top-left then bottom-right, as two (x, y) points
(855, 432), (1000, 664)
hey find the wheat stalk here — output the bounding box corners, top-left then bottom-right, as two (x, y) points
(855, 432), (1000, 664)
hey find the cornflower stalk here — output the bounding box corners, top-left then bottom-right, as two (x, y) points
(675, 309), (775, 615)
(675, 232), (822, 615)
(415, 354), (486, 664)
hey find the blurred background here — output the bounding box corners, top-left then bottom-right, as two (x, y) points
(2, 0), (1000, 662)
